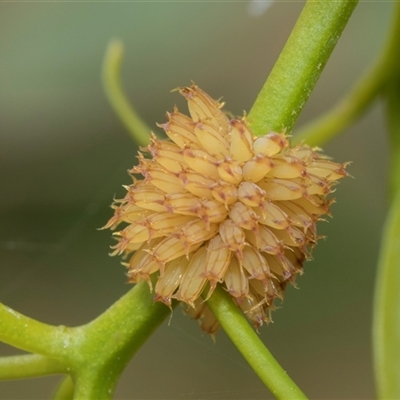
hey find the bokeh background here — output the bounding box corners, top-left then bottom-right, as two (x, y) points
(0, 1), (393, 399)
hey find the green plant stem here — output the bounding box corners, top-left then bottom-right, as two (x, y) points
(53, 376), (74, 400)
(70, 281), (172, 400)
(0, 354), (67, 380)
(206, 286), (307, 400)
(372, 5), (400, 397)
(295, 2), (400, 147)
(247, 0), (358, 137)
(373, 189), (400, 399)
(0, 282), (173, 399)
(386, 84), (400, 200)
(0, 303), (75, 361)
(238, 1), (357, 397)
(102, 40), (151, 147)
(382, 2), (400, 200)
(373, 78), (400, 400)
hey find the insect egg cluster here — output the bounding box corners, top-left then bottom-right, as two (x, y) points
(105, 84), (347, 333)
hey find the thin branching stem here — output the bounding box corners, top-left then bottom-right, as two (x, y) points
(247, 0), (358, 137)
(0, 354), (67, 380)
(52, 375), (74, 400)
(0, 303), (75, 362)
(373, 187), (400, 399)
(373, 77), (400, 399)
(206, 286), (308, 400)
(68, 281), (173, 400)
(102, 40), (151, 147)
(0, 281), (172, 400)
(295, 2), (400, 147)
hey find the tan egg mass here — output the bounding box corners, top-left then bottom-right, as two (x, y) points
(105, 84), (348, 334)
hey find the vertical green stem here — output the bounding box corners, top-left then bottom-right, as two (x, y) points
(386, 80), (400, 200)
(373, 79), (400, 399)
(247, 0), (358, 136)
(373, 189), (400, 399)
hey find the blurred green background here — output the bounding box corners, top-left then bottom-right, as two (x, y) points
(0, 1), (392, 399)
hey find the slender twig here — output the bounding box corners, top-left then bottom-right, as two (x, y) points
(70, 281), (172, 400)
(0, 354), (67, 380)
(206, 286), (308, 400)
(0, 303), (75, 362)
(247, 0), (358, 137)
(373, 78), (400, 399)
(0, 280), (174, 399)
(52, 376), (75, 400)
(373, 186), (400, 399)
(102, 40), (151, 146)
(294, 2), (400, 147)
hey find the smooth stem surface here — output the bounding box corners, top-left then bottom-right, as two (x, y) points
(373, 79), (400, 399)
(70, 281), (172, 399)
(207, 286), (307, 400)
(0, 303), (76, 361)
(247, 0), (358, 136)
(373, 189), (400, 399)
(0, 354), (67, 380)
(53, 376), (74, 400)
(295, 2), (400, 147)
(0, 281), (172, 400)
(387, 82), (400, 199)
(372, 7), (400, 396)
(102, 40), (151, 147)
(383, 2), (400, 199)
